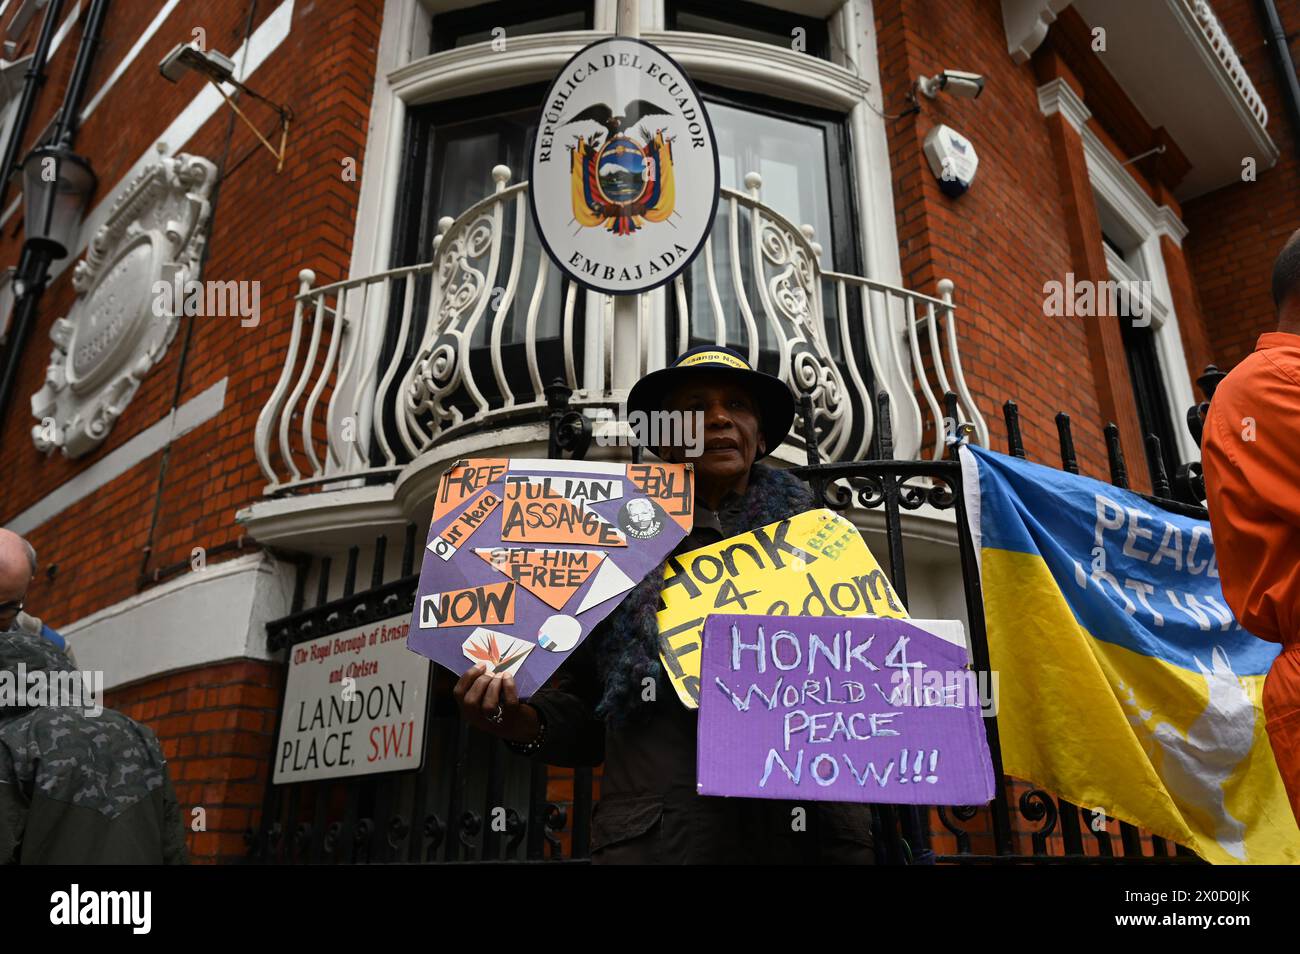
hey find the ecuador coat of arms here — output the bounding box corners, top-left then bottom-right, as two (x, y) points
(530, 38), (719, 295)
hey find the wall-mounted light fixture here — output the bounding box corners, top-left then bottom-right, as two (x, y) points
(158, 43), (293, 173)
(20, 144), (96, 259)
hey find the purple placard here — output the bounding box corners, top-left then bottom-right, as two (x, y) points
(697, 614), (996, 805)
(408, 459), (692, 697)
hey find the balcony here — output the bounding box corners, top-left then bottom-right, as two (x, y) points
(239, 167), (988, 550)
(1011, 0), (1280, 198)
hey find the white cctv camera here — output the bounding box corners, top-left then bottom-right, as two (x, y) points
(917, 70), (986, 101)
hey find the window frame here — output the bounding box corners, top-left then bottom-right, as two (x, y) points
(1086, 147), (1198, 470)
(376, 83), (589, 462)
(348, 0), (923, 459)
(672, 81), (869, 447)
(694, 81), (860, 275)
(429, 0), (595, 53)
(664, 0), (831, 61)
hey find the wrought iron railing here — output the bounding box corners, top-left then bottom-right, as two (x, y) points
(249, 368), (1221, 865)
(252, 167), (989, 495)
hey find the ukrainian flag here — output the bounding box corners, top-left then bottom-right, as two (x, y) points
(960, 445), (1300, 864)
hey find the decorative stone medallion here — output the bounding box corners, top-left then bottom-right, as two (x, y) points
(30, 150), (218, 457)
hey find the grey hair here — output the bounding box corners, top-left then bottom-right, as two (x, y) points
(22, 538), (36, 577)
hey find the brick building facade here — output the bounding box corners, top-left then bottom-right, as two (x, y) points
(0, 0), (1294, 863)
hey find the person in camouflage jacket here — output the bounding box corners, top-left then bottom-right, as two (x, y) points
(0, 629), (188, 864)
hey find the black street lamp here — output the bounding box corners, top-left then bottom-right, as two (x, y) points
(20, 144), (96, 259)
(0, 0), (108, 435)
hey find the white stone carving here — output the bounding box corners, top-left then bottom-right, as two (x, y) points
(30, 150), (218, 457)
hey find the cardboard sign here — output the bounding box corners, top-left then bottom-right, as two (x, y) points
(500, 477), (627, 547)
(409, 458), (693, 696)
(433, 458), (508, 521)
(657, 509), (908, 708)
(429, 490), (502, 560)
(274, 617), (431, 784)
(417, 578), (518, 629)
(461, 628), (534, 678)
(697, 614), (996, 805)
(475, 547), (606, 608)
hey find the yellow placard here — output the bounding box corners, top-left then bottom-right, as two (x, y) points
(656, 509), (908, 708)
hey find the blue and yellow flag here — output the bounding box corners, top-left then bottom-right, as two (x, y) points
(960, 445), (1300, 864)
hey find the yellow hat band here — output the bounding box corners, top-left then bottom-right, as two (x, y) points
(676, 350), (750, 370)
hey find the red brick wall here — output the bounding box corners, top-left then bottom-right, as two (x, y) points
(871, 0), (1270, 484)
(0, 0), (383, 627)
(0, 0), (382, 865)
(872, 0), (1114, 479)
(1183, 0), (1300, 370)
(109, 659), (284, 864)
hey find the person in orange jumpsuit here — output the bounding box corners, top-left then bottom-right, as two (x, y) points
(1202, 227), (1300, 827)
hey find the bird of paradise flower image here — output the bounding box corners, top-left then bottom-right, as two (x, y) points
(462, 628), (533, 677)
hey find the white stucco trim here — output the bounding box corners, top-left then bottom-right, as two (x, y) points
(1086, 150), (1196, 464)
(333, 0), (428, 469)
(349, 0), (427, 281)
(1081, 129), (1189, 248)
(1037, 79), (1196, 464)
(836, 0), (919, 459)
(1037, 76), (1093, 133)
(6, 377), (228, 536)
(1038, 78), (1188, 248)
(1000, 0), (1072, 64)
(48, 1), (82, 59)
(78, 0), (183, 123)
(61, 553), (294, 691)
(1113, 233), (1199, 466)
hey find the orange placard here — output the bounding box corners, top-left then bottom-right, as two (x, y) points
(428, 491), (502, 561)
(500, 478), (626, 547)
(475, 547), (605, 609)
(433, 459), (509, 522)
(626, 462), (693, 532)
(416, 580), (515, 629)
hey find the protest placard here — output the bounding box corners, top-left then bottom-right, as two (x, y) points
(656, 508), (908, 708)
(697, 614), (996, 805)
(409, 458), (693, 696)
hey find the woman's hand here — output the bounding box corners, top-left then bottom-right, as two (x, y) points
(453, 664), (541, 742)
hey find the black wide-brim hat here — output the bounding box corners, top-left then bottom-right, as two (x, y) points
(626, 345), (796, 460)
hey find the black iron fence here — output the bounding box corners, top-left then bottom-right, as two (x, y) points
(248, 368), (1225, 864)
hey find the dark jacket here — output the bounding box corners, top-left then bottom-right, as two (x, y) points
(528, 466), (875, 864)
(0, 629), (188, 864)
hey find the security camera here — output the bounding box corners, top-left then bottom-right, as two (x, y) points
(159, 44), (236, 84)
(917, 70), (986, 101)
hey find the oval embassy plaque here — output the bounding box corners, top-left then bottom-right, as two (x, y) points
(529, 37), (719, 295)
(68, 232), (161, 393)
